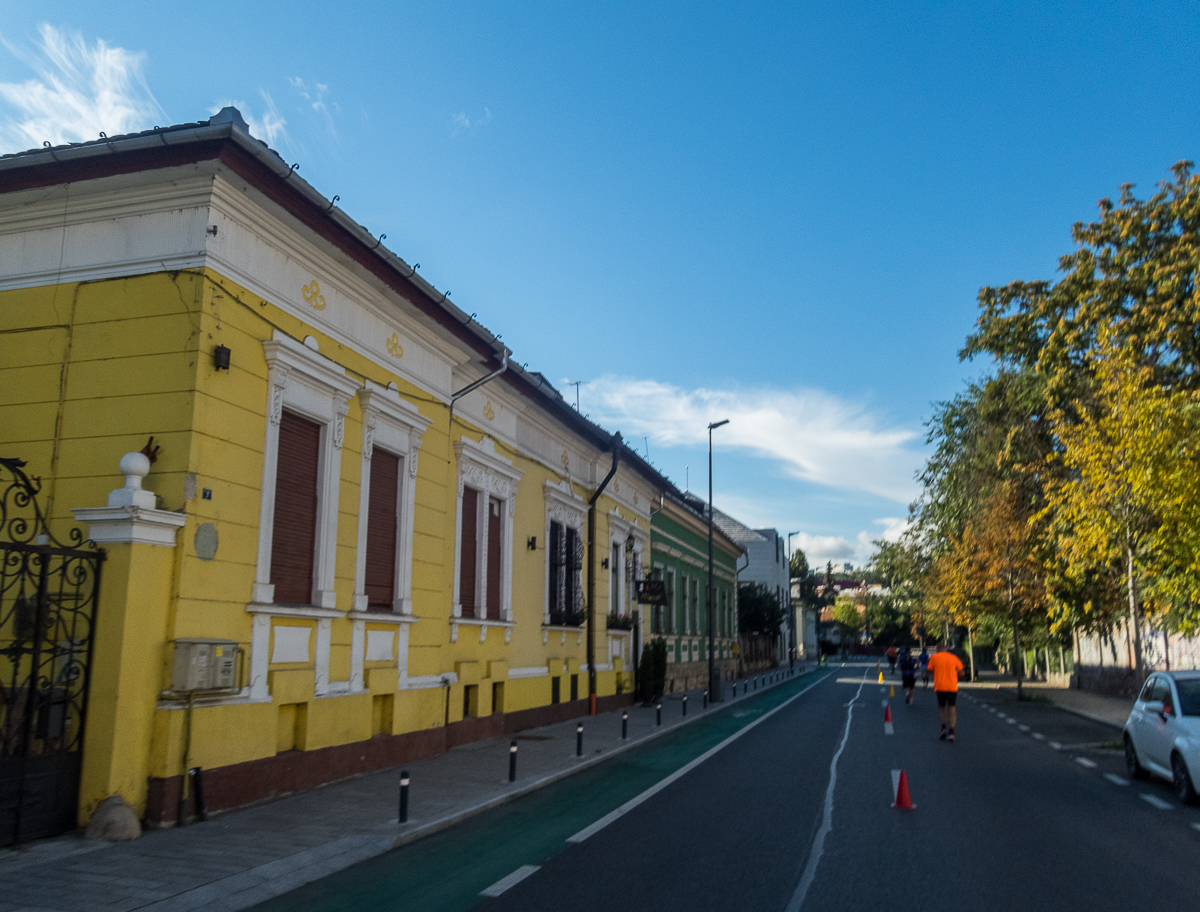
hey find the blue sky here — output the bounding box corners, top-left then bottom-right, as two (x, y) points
(3, 2), (1198, 567)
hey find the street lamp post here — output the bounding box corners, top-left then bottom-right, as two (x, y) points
(787, 530), (799, 669)
(708, 419), (729, 703)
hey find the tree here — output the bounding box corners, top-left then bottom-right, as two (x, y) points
(962, 161), (1200, 399)
(939, 481), (1047, 696)
(790, 547), (826, 612)
(831, 596), (864, 654)
(738, 582), (785, 637)
(1044, 330), (1200, 681)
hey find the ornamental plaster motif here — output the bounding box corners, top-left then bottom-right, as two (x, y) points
(386, 333), (404, 358)
(303, 279), (327, 310)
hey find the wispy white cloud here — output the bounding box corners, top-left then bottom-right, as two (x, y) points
(584, 375), (923, 503)
(450, 107), (492, 135)
(288, 76), (338, 136)
(0, 24), (165, 153)
(209, 90), (287, 147)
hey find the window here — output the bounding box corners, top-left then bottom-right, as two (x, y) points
(363, 448), (399, 610)
(459, 487), (479, 617)
(353, 383), (429, 615)
(650, 565), (664, 633)
(253, 332), (359, 609)
(453, 437), (521, 624)
(680, 574), (689, 633)
(270, 411), (321, 604)
(548, 520), (582, 625)
(690, 578), (699, 634)
(665, 568), (676, 634)
(544, 480), (586, 626)
(611, 543), (621, 616)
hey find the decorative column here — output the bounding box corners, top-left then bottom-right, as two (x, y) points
(72, 453), (186, 824)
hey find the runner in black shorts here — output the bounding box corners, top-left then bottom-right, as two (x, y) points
(927, 643), (964, 741)
(898, 647), (918, 704)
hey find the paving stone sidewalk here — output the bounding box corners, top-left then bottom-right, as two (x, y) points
(0, 667), (809, 912)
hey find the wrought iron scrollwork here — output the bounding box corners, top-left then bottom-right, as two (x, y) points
(1, 457), (104, 844)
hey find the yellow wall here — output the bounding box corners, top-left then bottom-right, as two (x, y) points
(1, 266), (641, 822)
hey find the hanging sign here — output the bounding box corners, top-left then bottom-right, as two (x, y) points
(635, 580), (667, 605)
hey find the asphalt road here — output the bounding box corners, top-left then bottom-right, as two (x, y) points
(257, 664), (1200, 912)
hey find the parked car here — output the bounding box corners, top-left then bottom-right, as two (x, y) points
(1124, 670), (1200, 804)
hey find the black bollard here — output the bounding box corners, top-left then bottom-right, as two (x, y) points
(509, 740), (518, 782)
(189, 766), (207, 822)
(656, 703), (662, 726)
(622, 710), (628, 740)
(682, 694), (688, 717)
(399, 770), (410, 823)
(576, 722), (583, 757)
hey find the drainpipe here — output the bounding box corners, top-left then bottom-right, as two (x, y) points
(446, 348), (509, 458)
(586, 433), (622, 714)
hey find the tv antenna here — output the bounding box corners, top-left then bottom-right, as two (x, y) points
(565, 379), (584, 411)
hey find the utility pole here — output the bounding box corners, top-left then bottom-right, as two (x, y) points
(707, 419), (729, 703)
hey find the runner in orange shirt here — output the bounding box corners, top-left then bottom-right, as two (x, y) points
(927, 642), (964, 742)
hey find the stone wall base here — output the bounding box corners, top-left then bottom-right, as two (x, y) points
(664, 659), (738, 693)
(144, 692), (634, 827)
(1076, 665), (1143, 700)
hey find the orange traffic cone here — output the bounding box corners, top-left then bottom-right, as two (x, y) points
(892, 770), (915, 809)
(884, 705), (893, 723)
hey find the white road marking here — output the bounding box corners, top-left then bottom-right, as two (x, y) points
(1018, 724), (1030, 732)
(480, 865), (541, 897)
(566, 672), (833, 844)
(1076, 757), (1097, 769)
(1191, 822), (1200, 833)
(891, 769), (901, 796)
(1049, 741), (1062, 750)
(1105, 773), (1130, 786)
(1032, 733), (1045, 740)
(989, 708), (997, 714)
(784, 670), (869, 912)
(884, 722), (894, 735)
(1141, 793), (1174, 810)
(1006, 718), (1017, 725)
(881, 699), (889, 707)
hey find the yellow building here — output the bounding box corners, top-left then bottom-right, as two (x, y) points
(0, 108), (685, 838)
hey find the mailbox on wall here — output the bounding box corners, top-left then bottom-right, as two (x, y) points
(171, 638), (241, 694)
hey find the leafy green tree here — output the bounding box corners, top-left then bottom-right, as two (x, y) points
(1044, 330), (1200, 678)
(738, 582), (784, 637)
(962, 161), (1200, 399)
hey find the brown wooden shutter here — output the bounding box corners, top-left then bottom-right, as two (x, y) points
(459, 487), (478, 618)
(486, 497), (502, 620)
(271, 411), (320, 605)
(364, 448), (399, 611)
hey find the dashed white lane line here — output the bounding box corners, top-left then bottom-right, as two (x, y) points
(1049, 741), (1063, 750)
(1141, 793), (1174, 810)
(1032, 733), (1045, 740)
(1105, 773), (1130, 786)
(1006, 718), (1017, 725)
(480, 865), (541, 897)
(1076, 757), (1097, 769)
(1018, 724), (1030, 732)
(566, 671), (833, 844)
(891, 769), (901, 796)
(1191, 822), (1200, 833)
(881, 699), (889, 708)
(884, 722), (894, 735)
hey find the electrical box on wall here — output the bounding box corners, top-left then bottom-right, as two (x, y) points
(171, 638), (240, 694)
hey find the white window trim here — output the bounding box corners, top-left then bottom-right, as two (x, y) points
(252, 332), (359, 609)
(452, 437), (522, 628)
(352, 383), (431, 615)
(543, 479), (587, 625)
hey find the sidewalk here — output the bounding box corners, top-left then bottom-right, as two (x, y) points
(963, 671), (1133, 729)
(0, 667), (808, 912)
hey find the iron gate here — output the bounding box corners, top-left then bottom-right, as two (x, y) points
(0, 457), (102, 846)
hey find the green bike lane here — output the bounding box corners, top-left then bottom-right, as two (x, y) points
(253, 668), (836, 912)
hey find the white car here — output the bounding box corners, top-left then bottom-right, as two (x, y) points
(1124, 670), (1200, 804)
